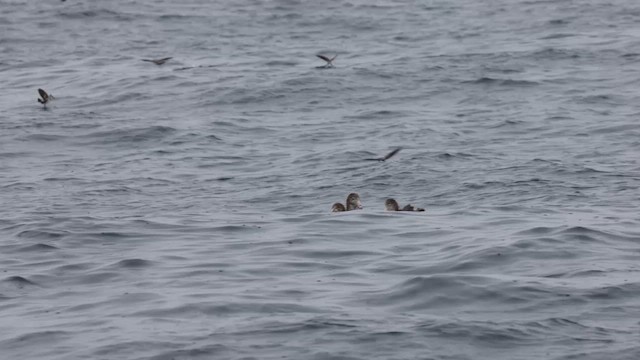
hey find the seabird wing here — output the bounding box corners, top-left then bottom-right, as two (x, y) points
(382, 147), (402, 161)
(38, 88), (48, 101)
(316, 54), (331, 63)
(364, 147), (401, 162)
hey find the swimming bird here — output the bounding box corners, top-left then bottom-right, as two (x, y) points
(385, 198), (424, 212)
(365, 147), (402, 162)
(142, 57), (172, 65)
(316, 54), (337, 68)
(332, 193), (363, 212)
(37, 88), (54, 108)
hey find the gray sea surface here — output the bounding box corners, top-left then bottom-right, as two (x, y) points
(1, 0), (640, 359)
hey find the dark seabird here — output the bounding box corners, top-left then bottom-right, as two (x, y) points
(37, 88), (54, 108)
(142, 57), (173, 65)
(385, 198), (425, 212)
(365, 147), (402, 162)
(316, 54), (337, 68)
(332, 193), (363, 212)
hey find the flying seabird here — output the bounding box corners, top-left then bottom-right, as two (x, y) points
(142, 57), (173, 65)
(365, 147), (402, 162)
(37, 88), (54, 109)
(316, 54), (337, 68)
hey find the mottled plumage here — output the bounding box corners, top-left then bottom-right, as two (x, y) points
(332, 193), (363, 212)
(385, 198), (424, 212)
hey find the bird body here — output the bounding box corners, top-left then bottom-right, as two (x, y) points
(332, 193), (363, 212)
(385, 198), (424, 212)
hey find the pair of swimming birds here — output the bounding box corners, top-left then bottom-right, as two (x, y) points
(332, 193), (425, 212)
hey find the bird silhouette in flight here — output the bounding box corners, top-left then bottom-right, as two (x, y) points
(316, 54), (337, 68)
(37, 88), (54, 109)
(142, 57), (172, 65)
(365, 147), (402, 162)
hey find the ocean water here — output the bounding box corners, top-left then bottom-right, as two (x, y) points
(1, 0), (640, 359)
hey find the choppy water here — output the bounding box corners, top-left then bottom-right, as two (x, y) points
(2, 0), (640, 359)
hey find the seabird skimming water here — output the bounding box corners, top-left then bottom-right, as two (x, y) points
(365, 147), (402, 162)
(37, 88), (54, 109)
(316, 54), (337, 68)
(142, 57), (172, 65)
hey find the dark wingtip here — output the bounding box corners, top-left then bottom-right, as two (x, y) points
(316, 54), (331, 63)
(381, 147), (402, 161)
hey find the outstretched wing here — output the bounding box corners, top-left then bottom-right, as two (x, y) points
(382, 147), (402, 161)
(364, 147), (402, 162)
(316, 54), (331, 63)
(38, 88), (48, 101)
